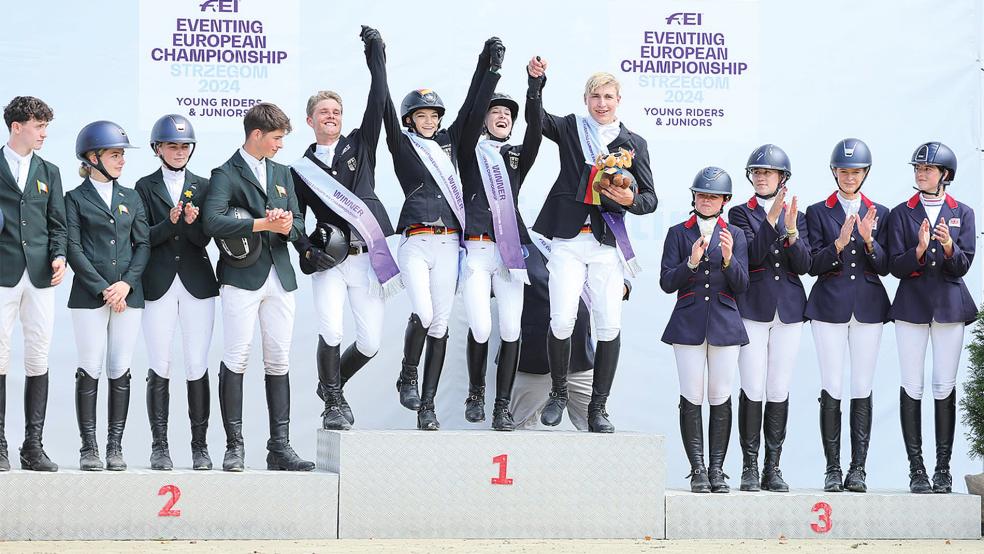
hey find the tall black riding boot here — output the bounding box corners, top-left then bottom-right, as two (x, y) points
(106, 370), (131, 471)
(932, 389), (956, 493)
(0, 374), (7, 471)
(588, 334), (620, 433)
(540, 332), (571, 427)
(844, 394), (872, 492)
(900, 387), (932, 493)
(397, 314), (427, 410)
(707, 397), (732, 493)
(417, 332), (448, 430)
(265, 373), (314, 471)
(679, 397), (710, 493)
(146, 370), (172, 470)
(339, 343), (374, 425)
(737, 390), (762, 491)
(465, 331), (488, 423)
(492, 338), (520, 431)
(76, 369), (102, 471)
(187, 372), (212, 470)
(20, 373), (58, 471)
(819, 390), (843, 491)
(219, 363), (245, 472)
(317, 337), (351, 431)
(761, 398), (790, 492)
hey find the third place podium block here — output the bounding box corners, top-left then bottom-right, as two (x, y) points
(317, 429), (665, 539)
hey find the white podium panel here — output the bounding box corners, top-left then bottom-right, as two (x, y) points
(665, 489), (982, 539)
(0, 469), (339, 540)
(318, 430), (665, 539)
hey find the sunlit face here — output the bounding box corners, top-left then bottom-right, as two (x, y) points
(585, 84), (620, 125)
(249, 129), (286, 159)
(749, 168), (781, 197)
(408, 109), (440, 138)
(88, 148), (125, 181)
(307, 98), (343, 143)
(913, 164), (945, 193)
(157, 142), (192, 170)
(694, 192), (726, 217)
(833, 167), (867, 194)
(485, 105), (513, 140)
(10, 118), (48, 151)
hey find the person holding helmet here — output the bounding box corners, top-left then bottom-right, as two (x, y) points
(455, 59), (547, 430)
(527, 57), (657, 434)
(727, 144), (809, 492)
(0, 96), (65, 473)
(382, 38), (503, 430)
(202, 102), (311, 472)
(886, 142), (976, 494)
(66, 120), (150, 471)
(134, 114), (217, 471)
(661, 167), (748, 493)
(289, 26), (399, 431)
(805, 138), (890, 493)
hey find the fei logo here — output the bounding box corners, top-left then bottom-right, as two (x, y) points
(665, 12), (702, 25)
(199, 0), (239, 13)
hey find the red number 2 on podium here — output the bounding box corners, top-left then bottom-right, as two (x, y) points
(491, 454), (514, 485)
(158, 484), (182, 517)
(810, 501), (832, 533)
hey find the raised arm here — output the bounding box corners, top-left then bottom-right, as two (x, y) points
(518, 68), (546, 184)
(356, 25), (388, 170)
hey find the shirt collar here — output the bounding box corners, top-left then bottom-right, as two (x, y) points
(4, 143), (32, 166)
(161, 165), (184, 182)
(239, 147), (265, 169)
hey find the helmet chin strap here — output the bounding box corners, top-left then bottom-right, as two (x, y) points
(911, 171), (947, 197)
(691, 192), (725, 219)
(155, 143), (195, 172)
(832, 167), (869, 196)
(483, 126), (510, 141)
(755, 182), (786, 201)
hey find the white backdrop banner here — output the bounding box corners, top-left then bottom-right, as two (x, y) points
(0, 0), (981, 490)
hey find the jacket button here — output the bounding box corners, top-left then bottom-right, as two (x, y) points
(174, 235), (180, 241)
(931, 248), (937, 253)
(931, 261), (937, 267)
(22, 240), (27, 246)
(851, 262), (856, 267)
(110, 239), (116, 245)
(774, 275), (780, 281)
(774, 262), (780, 267)
(850, 237), (855, 241)
(850, 275), (855, 280)
(774, 249), (779, 254)
(704, 270), (710, 275)
(22, 220), (27, 225)
(112, 260), (117, 265)
(175, 256), (181, 261)
(704, 284), (710, 288)
(851, 250), (856, 255)
(437, 195), (442, 199)
(110, 219), (115, 224)
(332, 170), (337, 175)
(704, 296), (709, 301)
(20, 200), (24, 205)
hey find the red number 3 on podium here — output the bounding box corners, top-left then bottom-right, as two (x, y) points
(810, 501), (832, 533)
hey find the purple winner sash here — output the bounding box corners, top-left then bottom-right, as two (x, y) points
(575, 116), (641, 277)
(291, 155), (403, 298)
(476, 139), (528, 284)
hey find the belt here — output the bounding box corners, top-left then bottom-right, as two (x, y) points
(348, 244), (369, 255)
(465, 233), (493, 241)
(579, 224), (593, 233)
(405, 225), (459, 237)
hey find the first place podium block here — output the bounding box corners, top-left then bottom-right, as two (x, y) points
(318, 429), (665, 539)
(0, 469), (339, 540)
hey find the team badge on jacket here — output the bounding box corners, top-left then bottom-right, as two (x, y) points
(347, 157), (357, 171)
(37, 180), (48, 194)
(276, 185), (287, 197)
(118, 204), (129, 214)
(508, 151), (520, 170)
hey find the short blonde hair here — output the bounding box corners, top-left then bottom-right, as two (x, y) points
(583, 72), (620, 98)
(306, 91), (344, 118)
(78, 149), (104, 178)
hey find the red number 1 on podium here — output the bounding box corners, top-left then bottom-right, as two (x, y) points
(491, 454), (513, 485)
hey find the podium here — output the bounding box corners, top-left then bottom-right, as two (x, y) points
(317, 429), (666, 539)
(0, 469), (339, 540)
(665, 489), (982, 539)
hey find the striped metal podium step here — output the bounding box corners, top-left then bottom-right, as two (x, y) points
(317, 429), (666, 539)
